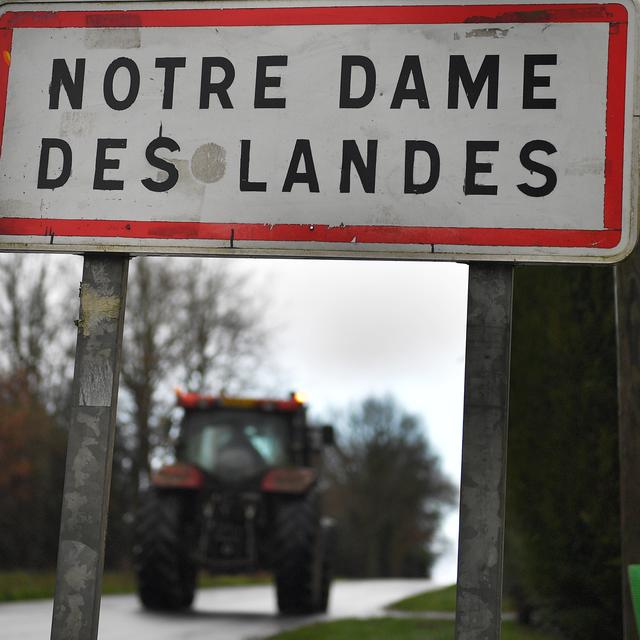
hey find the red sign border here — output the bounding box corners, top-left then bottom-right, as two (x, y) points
(0, 3), (630, 250)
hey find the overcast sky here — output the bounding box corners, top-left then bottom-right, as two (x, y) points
(234, 257), (469, 581)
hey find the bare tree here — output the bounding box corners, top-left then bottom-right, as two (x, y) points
(172, 265), (268, 394)
(118, 257), (271, 489)
(119, 258), (177, 488)
(0, 255), (77, 415)
(0, 256), (51, 386)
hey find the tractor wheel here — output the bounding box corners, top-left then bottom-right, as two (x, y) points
(317, 518), (336, 613)
(273, 493), (326, 615)
(133, 489), (197, 611)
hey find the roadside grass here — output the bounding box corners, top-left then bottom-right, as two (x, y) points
(267, 584), (557, 640)
(387, 584), (515, 613)
(0, 571), (271, 602)
(266, 618), (555, 640)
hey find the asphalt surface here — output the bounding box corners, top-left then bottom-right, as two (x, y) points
(1, 578), (442, 640)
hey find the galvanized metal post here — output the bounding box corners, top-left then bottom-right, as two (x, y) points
(455, 263), (513, 640)
(51, 253), (129, 640)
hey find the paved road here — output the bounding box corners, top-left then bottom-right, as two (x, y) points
(2, 579), (443, 640)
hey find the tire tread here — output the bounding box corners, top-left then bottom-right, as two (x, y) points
(134, 490), (196, 611)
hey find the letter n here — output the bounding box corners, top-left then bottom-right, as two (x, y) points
(49, 59), (86, 110)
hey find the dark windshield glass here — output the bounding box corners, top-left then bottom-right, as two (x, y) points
(180, 410), (290, 478)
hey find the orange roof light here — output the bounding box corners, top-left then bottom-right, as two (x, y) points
(292, 391), (308, 404)
(176, 389), (305, 412)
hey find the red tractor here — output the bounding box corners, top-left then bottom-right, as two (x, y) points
(133, 391), (335, 614)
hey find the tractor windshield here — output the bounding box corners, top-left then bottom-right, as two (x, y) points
(180, 409), (291, 480)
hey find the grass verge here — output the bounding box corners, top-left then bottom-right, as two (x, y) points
(266, 618), (555, 640)
(0, 571), (271, 602)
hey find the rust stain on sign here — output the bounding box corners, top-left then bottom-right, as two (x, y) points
(466, 27), (512, 38)
(464, 9), (553, 22)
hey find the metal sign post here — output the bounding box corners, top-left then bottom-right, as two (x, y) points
(50, 254), (128, 640)
(456, 263), (513, 640)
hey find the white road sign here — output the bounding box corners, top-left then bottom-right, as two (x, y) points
(0, 0), (637, 262)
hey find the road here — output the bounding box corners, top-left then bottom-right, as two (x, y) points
(1, 579), (443, 640)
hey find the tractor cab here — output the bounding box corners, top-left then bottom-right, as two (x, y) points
(156, 390), (328, 487)
(179, 406), (292, 485)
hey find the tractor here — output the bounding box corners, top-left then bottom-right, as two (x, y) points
(133, 390), (335, 614)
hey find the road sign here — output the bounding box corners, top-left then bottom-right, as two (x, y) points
(0, 0), (637, 262)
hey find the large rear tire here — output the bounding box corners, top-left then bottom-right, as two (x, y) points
(318, 518), (336, 613)
(133, 489), (197, 611)
(273, 493), (328, 615)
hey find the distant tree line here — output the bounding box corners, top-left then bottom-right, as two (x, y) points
(505, 265), (621, 639)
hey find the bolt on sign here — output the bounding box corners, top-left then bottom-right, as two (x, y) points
(0, 0), (637, 263)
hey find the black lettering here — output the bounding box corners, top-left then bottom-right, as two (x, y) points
(94, 139), (126, 190)
(283, 140), (319, 192)
(464, 141), (499, 195)
(200, 57), (235, 109)
(103, 58), (140, 110)
(340, 140), (377, 193)
(517, 139), (558, 197)
(523, 54), (557, 109)
(49, 59), (85, 110)
(37, 138), (72, 189)
(391, 56), (429, 109)
(404, 141), (440, 194)
(448, 55), (499, 109)
(142, 136), (180, 192)
(339, 56), (376, 108)
(239, 140), (267, 192)
(254, 56), (288, 108)
(155, 57), (186, 109)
